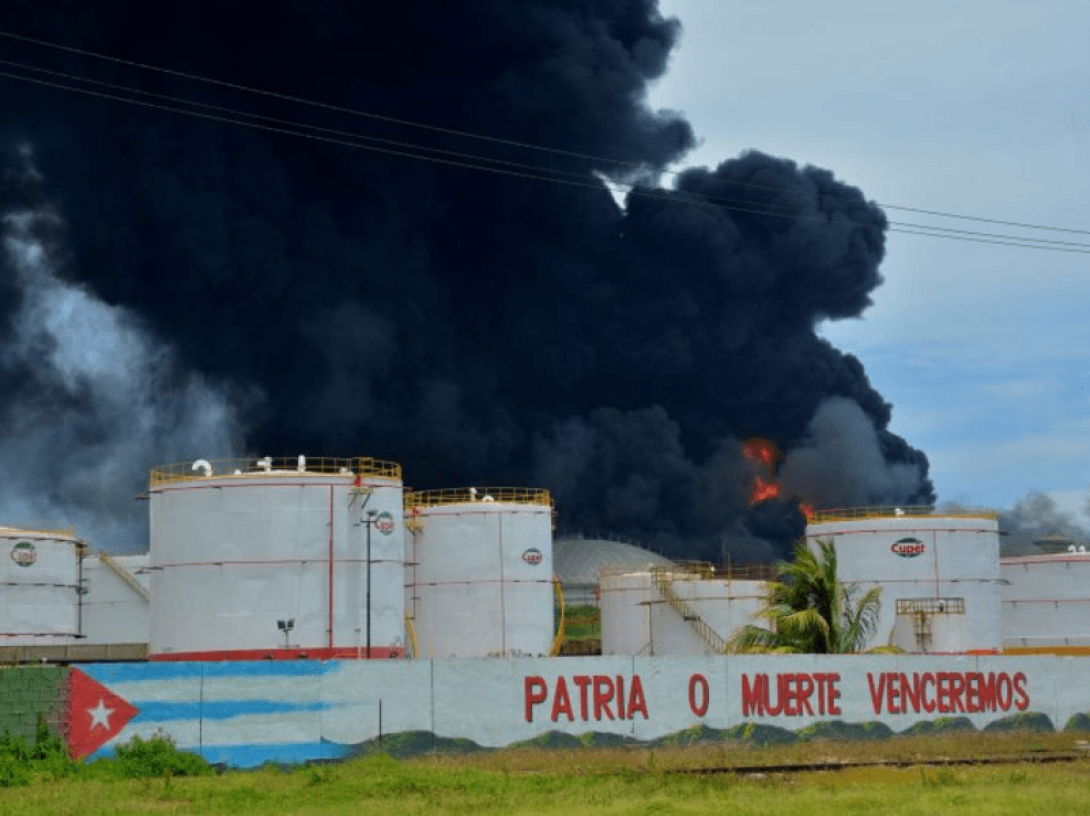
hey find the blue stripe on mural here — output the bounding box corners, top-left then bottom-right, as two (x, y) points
(132, 700), (331, 722)
(200, 661), (329, 678)
(197, 741), (352, 768)
(83, 660), (333, 685)
(87, 741), (352, 768)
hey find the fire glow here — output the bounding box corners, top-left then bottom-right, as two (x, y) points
(743, 439), (781, 505)
(742, 438), (815, 521)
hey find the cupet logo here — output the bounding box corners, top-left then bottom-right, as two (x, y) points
(522, 548), (543, 565)
(891, 537), (925, 558)
(375, 511), (396, 535)
(10, 541), (36, 567)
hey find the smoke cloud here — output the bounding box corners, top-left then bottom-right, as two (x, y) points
(0, 1), (933, 558)
(996, 491), (1089, 555)
(780, 397), (925, 508)
(0, 147), (243, 551)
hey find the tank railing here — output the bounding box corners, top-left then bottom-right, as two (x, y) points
(0, 523), (77, 538)
(714, 563), (781, 582)
(405, 487), (554, 509)
(809, 506), (998, 524)
(649, 567), (729, 654)
(95, 551), (151, 602)
(600, 562), (778, 582)
(671, 561), (716, 578)
(149, 456), (402, 487)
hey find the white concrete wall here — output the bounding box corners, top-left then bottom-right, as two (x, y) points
(81, 653), (1090, 767)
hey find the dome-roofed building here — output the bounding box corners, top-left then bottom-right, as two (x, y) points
(553, 535), (675, 607)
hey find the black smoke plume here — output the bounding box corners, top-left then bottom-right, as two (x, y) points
(0, 1), (934, 559)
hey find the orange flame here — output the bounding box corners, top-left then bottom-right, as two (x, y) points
(741, 439), (816, 518)
(742, 438), (779, 468)
(751, 476), (781, 504)
(744, 438), (782, 505)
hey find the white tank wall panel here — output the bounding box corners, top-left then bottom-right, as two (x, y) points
(1001, 555), (1090, 648)
(114, 555), (151, 592)
(600, 572), (704, 656)
(81, 555), (150, 645)
(412, 501), (552, 658)
(150, 472), (405, 657)
(0, 530), (81, 643)
(600, 572), (768, 656)
(892, 611), (966, 653)
(807, 516), (1002, 653)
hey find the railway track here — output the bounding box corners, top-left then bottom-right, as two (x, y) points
(669, 750), (1090, 777)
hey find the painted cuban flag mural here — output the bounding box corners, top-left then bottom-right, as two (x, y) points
(25, 655), (1090, 767)
(75, 662), (383, 767)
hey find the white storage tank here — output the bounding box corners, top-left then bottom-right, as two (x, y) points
(81, 552), (151, 648)
(600, 567), (769, 656)
(406, 487), (554, 658)
(1001, 551), (1090, 653)
(149, 456), (405, 660)
(0, 525), (84, 645)
(806, 507), (1002, 653)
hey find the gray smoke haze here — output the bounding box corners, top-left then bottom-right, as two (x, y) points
(0, 149), (243, 551)
(779, 397), (924, 507)
(996, 491), (1089, 555)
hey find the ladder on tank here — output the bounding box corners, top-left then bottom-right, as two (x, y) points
(95, 551), (151, 601)
(650, 568), (729, 654)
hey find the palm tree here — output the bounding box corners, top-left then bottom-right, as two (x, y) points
(729, 538), (888, 654)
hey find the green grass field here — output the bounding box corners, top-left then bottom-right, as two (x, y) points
(3, 732), (1090, 815)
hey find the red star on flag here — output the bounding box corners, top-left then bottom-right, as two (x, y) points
(65, 668), (139, 760)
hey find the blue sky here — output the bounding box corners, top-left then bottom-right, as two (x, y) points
(649, 0), (1090, 521)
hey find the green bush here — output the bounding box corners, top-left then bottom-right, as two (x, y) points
(0, 718), (78, 787)
(111, 731), (214, 778)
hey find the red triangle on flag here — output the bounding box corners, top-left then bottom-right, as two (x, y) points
(65, 668), (139, 760)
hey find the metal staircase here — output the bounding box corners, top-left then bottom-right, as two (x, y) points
(650, 568), (729, 654)
(95, 551), (151, 601)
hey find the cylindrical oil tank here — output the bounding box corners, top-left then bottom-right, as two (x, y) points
(600, 568), (768, 656)
(406, 488), (553, 658)
(806, 507), (1001, 653)
(0, 525), (84, 644)
(1001, 552), (1090, 653)
(148, 456), (405, 660)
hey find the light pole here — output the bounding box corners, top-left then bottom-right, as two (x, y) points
(277, 618), (294, 651)
(365, 509), (377, 659)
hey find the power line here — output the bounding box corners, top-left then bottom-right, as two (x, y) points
(3, 27), (1088, 240)
(0, 56), (821, 224)
(0, 58), (1088, 254)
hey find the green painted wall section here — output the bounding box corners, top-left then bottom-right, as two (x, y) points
(0, 666), (67, 742)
